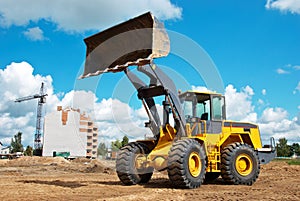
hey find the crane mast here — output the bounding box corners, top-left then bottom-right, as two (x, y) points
(15, 83), (48, 155)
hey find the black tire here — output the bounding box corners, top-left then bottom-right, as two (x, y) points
(167, 139), (206, 189)
(116, 142), (153, 185)
(221, 142), (260, 185)
(204, 172), (221, 183)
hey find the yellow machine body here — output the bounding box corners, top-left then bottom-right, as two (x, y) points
(138, 90), (264, 173)
(81, 12), (276, 188)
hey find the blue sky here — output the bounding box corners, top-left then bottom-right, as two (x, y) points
(0, 0), (299, 146)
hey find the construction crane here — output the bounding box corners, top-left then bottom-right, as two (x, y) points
(15, 82), (48, 156)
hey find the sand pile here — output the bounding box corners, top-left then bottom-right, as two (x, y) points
(0, 156), (112, 174)
(63, 157), (111, 173)
(0, 156), (70, 167)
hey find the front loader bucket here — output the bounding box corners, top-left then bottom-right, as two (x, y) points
(80, 12), (170, 79)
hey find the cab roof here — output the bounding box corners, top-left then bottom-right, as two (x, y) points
(179, 90), (223, 97)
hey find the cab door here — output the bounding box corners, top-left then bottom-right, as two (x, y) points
(208, 95), (226, 133)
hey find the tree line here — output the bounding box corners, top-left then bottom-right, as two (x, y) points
(276, 138), (300, 157)
(98, 136), (300, 158)
(7, 131), (130, 158)
(7, 132), (300, 158)
(97, 135), (129, 157)
(8, 132), (33, 156)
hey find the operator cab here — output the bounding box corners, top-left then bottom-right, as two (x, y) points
(179, 91), (226, 134)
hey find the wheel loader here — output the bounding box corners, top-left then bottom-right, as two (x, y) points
(80, 12), (276, 189)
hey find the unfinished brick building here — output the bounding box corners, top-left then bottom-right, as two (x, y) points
(42, 106), (98, 158)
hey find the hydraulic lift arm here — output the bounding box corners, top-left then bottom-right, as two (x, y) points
(80, 12), (186, 138)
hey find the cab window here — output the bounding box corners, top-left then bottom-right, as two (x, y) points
(212, 96), (225, 120)
(197, 99), (210, 120)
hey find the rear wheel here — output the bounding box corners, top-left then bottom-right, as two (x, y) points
(167, 139), (206, 189)
(221, 142), (260, 185)
(116, 142), (153, 185)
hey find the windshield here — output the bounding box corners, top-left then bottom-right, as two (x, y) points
(181, 93), (211, 120)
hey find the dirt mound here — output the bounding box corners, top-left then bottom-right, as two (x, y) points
(0, 156), (70, 167)
(62, 158), (111, 173)
(72, 157), (94, 163)
(0, 156), (112, 174)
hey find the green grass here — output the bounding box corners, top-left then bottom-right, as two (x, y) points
(287, 159), (300, 165)
(273, 158), (300, 165)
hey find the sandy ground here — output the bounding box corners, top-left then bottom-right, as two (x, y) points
(0, 157), (299, 201)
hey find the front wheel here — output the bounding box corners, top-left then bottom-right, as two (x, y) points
(221, 143), (260, 185)
(116, 142), (153, 185)
(167, 139), (206, 189)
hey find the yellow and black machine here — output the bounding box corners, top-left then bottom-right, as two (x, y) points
(80, 12), (276, 189)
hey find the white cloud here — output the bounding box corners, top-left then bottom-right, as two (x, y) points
(260, 107), (288, 123)
(0, 62), (59, 116)
(191, 85), (212, 93)
(266, 0), (300, 14)
(258, 99), (264, 105)
(225, 84), (256, 122)
(135, 106), (148, 120)
(0, 0), (182, 32)
(2, 62), (299, 147)
(259, 119), (300, 143)
(244, 85), (254, 96)
(60, 90), (97, 113)
(93, 98), (151, 141)
(262, 89), (267, 95)
(0, 112), (35, 145)
(276, 68), (289, 74)
(276, 64), (300, 75)
(259, 109), (300, 144)
(296, 113), (300, 125)
(219, 84), (299, 143)
(95, 98), (134, 123)
(0, 62), (61, 146)
(23, 27), (47, 41)
(293, 81), (300, 94)
(0, 61), (155, 146)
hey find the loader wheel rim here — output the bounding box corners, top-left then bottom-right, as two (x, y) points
(135, 154), (146, 170)
(235, 154), (253, 176)
(188, 152), (201, 177)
